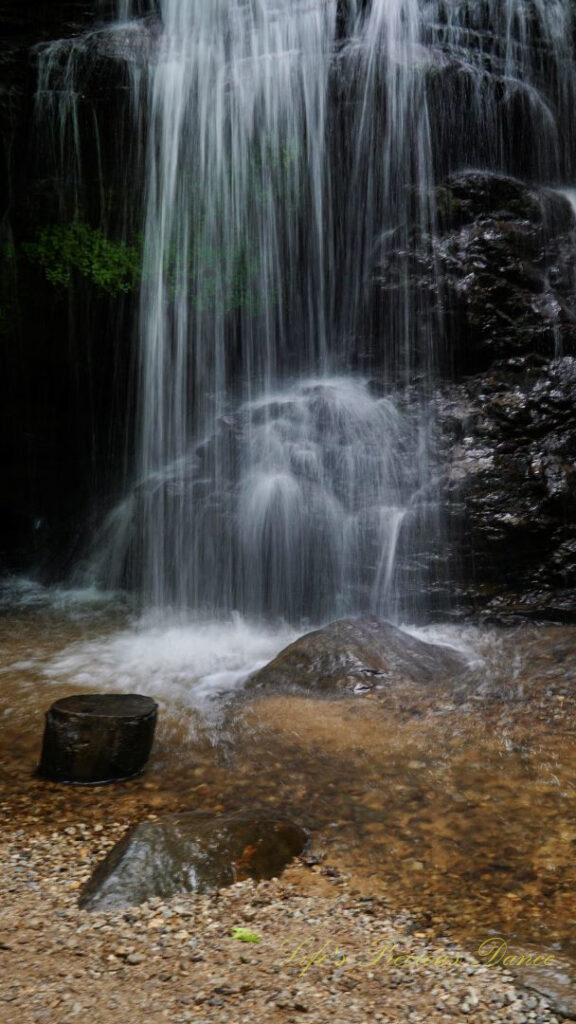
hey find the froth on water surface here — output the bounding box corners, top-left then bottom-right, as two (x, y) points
(42, 612), (300, 712)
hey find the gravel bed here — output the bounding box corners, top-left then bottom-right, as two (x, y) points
(0, 823), (569, 1024)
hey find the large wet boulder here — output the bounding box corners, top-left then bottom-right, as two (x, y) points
(247, 618), (466, 694)
(437, 355), (576, 621)
(79, 812), (308, 911)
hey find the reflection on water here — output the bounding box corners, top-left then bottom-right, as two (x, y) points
(0, 592), (574, 962)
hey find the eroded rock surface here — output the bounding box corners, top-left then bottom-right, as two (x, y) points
(372, 173), (576, 375)
(372, 170), (576, 620)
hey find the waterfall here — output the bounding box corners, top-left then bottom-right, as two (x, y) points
(423, 0), (576, 178)
(33, 0), (576, 622)
(133, 0), (337, 610)
(89, 0), (439, 620)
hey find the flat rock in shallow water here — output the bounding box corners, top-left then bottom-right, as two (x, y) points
(79, 813), (307, 911)
(247, 618), (467, 694)
(510, 952), (576, 1020)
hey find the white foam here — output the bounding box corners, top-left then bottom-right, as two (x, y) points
(42, 613), (300, 709)
(401, 621), (485, 669)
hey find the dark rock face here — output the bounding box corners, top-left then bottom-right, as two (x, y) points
(434, 174), (576, 369)
(373, 173), (576, 376)
(0, 3), (112, 128)
(372, 170), (576, 620)
(247, 618), (467, 693)
(79, 813), (308, 910)
(430, 175), (576, 620)
(437, 355), (576, 621)
(0, 2), (140, 577)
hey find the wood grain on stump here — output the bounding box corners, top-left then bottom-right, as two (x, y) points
(37, 693), (158, 784)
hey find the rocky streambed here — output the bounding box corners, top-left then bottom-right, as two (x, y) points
(0, 607), (575, 1021)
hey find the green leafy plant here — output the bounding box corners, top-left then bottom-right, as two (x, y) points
(21, 214), (272, 313)
(159, 238), (264, 316)
(23, 223), (141, 295)
(230, 927), (261, 944)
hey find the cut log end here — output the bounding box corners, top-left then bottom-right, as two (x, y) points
(37, 693), (158, 785)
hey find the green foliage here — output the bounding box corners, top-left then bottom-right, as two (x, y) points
(230, 927), (261, 944)
(1, 240), (17, 264)
(158, 238), (264, 316)
(23, 223), (141, 296)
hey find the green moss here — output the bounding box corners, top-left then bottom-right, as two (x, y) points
(22, 223), (141, 296)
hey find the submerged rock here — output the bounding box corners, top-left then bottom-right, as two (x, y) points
(79, 812), (307, 911)
(510, 950), (576, 1020)
(247, 618), (466, 693)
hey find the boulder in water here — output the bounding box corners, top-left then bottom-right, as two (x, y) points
(79, 812), (308, 911)
(246, 618), (466, 694)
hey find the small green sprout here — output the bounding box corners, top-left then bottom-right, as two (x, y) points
(231, 927), (261, 944)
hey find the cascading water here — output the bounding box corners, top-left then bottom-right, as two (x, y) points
(86, 0), (441, 620)
(423, 0), (576, 178)
(133, 0), (337, 610)
(33, 0), (576, 623)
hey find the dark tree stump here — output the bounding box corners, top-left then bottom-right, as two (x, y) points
(37, 694), (158, 784)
